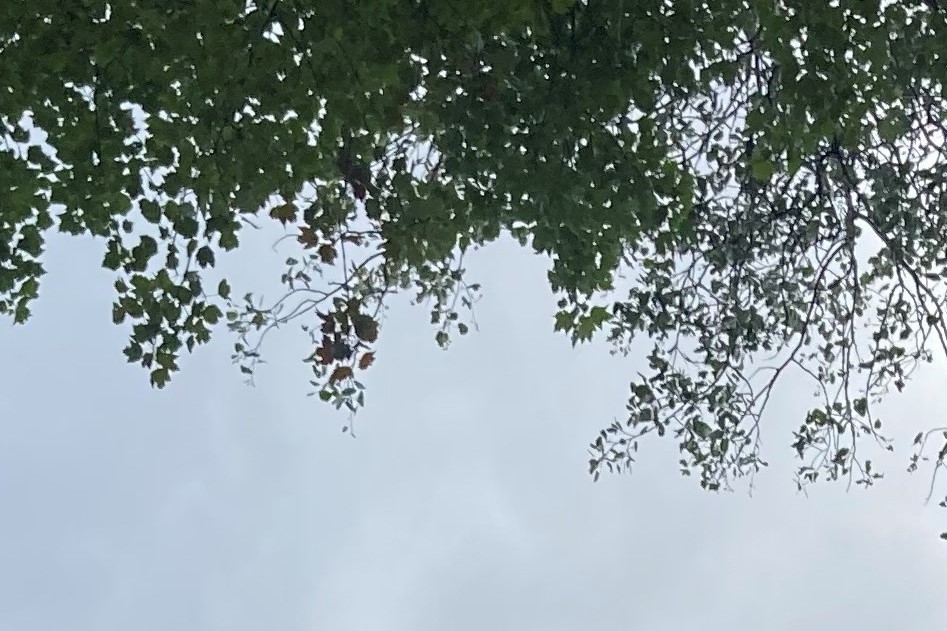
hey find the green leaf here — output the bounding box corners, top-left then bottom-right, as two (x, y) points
(150, 367), (170, 388)
(219, 231), (239, 250)
(141, 201), (162, 224)
(124, 342), (143, 362)
(203, 304), (223, 325)
(554, 310), (574, 332)
(750, 156), (775, 181)
(692, 420), (712, 439)
(131, 236), (158, 271)
(175, 215), (200, 239)
(103, 241), (122, 271)
(18, 225), (43, 257)
(853, 397), (867, 417)
(195, 246), (215, 268)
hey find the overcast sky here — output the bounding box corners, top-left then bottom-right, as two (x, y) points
(1, 227), (946, 631)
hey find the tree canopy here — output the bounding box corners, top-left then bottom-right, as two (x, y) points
(4, 0), (947, 524)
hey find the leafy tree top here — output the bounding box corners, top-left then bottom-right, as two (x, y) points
(4, 0), (947, 528)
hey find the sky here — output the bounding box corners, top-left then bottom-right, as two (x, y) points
(2, 227), (947, 631)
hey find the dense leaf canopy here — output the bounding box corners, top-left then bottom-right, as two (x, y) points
(4, 0), (947, 517)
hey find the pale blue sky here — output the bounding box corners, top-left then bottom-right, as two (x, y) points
(1, 228), (946, 630)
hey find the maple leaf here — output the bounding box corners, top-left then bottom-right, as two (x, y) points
(298, 227), (319, 248)
(269, 203), (297, 225)
(312, 334), (334, 365)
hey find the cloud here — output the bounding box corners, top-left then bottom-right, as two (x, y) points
(0, 236), (945, 630)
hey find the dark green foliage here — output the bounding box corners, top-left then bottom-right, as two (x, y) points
(4, 1), (947, 527)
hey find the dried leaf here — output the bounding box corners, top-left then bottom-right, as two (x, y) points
(314, 342), (334, 365)
(298, 227), (319, 248)
(329, 365), (353, 383)
(318, 243), (337, 263)
(358, 351), (375, 369)
(269, 203), (297, 225)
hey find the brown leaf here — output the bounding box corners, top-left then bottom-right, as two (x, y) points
(352, 314), (379, 342)
(318, 243), (337, 264)
(315, 345), (334, 365)
(298, 227), (319, 248)
(269, 203), (297, 225)
(329, 365), (353, 384)
(342, 233), (364, 245)
(358, 352), (375, 370)
(320, 317), (335, 335)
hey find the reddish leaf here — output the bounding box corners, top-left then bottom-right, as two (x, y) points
(329, 365), (353, 383)
(315, 345), (334, 365)
(298, 227), (318, 248)
(318, 243), (337, 263)
(269, 203), (297, 225)
(358, 352), (375, 370)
